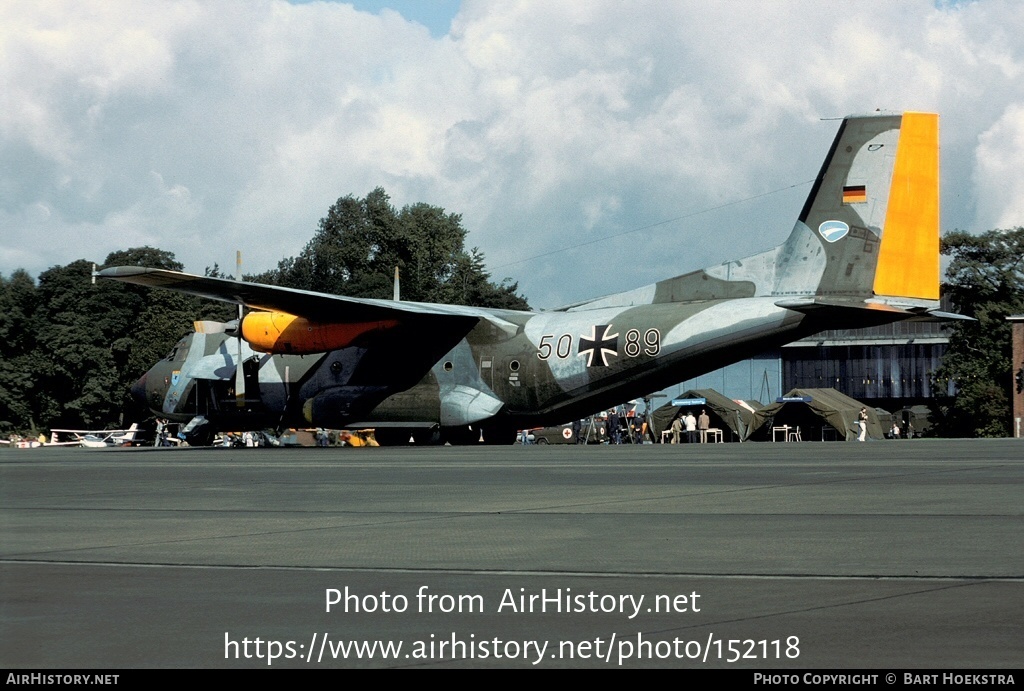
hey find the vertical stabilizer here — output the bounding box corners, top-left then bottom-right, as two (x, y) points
(794, 111), (940, 303)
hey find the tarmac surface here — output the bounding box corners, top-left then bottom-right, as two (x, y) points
(1, 438), (1021, 669)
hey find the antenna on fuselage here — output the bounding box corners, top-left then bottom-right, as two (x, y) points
(393, 266), (400, 301)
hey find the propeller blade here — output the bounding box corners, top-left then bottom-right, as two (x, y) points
(235, 251), (246, 408)
(235, 318), (245, 407)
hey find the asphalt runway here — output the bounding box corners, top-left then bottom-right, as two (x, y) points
(1, 439), (1021, 669)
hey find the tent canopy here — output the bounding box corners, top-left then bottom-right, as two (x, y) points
(898, 404), (933, 437)
(746, 388), (883, 441)
(651, 389), (760, 441)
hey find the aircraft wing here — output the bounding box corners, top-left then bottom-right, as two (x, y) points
(99, 266), (531, 334)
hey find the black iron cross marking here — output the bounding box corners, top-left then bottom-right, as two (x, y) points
(578, 324), (619, 367)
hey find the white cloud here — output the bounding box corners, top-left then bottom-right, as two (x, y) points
(974, 103), (1024, 229)
(2, 0), (1024, 307)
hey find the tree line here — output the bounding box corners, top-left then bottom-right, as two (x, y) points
(0, 189), (528, 435)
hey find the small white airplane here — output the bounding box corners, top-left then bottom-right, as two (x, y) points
(46, 424), (141, 448)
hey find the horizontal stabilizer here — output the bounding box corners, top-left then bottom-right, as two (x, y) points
(775, 298), (970, 322)
(775, 297), (914, 314)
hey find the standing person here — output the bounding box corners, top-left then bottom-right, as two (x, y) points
(154, 418), (164, 447)
(684, 411), (697, 443)
(698, 409), (710, 443)
(670, 415), (682, 444)
(571, 418), (582, 444)
(608, 408), (620, 444)
(857, 407), (868, 442)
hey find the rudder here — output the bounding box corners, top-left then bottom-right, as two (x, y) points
(872, 112), (939, 301)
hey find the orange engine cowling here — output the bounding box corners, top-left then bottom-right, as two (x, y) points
(241, 311), (399, 354)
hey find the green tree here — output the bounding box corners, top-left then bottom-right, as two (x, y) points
(102, 248), (203, 386)
(257, 187), (530, 309)
(24, 247), (204, 430)
(450, 248), (533, 309)
(33, 259), (125, 428)
(0, 269), (40, 434)
(932, 227), (1024, 437)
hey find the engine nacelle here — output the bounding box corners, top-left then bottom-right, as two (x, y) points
(241, 311), (398, 354)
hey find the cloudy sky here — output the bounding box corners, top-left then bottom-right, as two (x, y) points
(2, 0), (1023, 308)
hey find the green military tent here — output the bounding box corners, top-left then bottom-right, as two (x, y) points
(745, 388), (883, 441)
(897, 404), (933, 438)
(651, 389), (760, 442)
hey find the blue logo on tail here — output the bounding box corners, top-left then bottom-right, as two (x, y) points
(818, 220), (849, 243)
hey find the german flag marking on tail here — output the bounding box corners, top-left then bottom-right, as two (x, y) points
(842, 185), (867, 204)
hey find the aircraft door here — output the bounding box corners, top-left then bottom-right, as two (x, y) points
(500, 355), (539, 410)
(479, 356), (493, 389)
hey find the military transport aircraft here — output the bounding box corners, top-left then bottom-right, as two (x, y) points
(100, 111), (951, 445)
